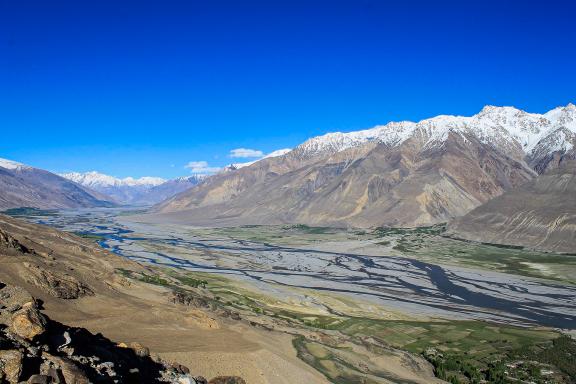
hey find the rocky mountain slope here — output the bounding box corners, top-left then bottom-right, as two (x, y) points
(0, 281), (174, 383)
(153, 104), (576, 228)
(61, 172), (206, 206)
(448, 157), (576, 253)
(0, 159), (115, 211)
(0, 214), (253, 383)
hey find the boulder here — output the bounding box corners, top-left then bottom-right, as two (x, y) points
(171, 363), (190, 374)
(0, 349), (23, 384)
(42, 354), (90, 384)
(129, 342), (150, 357)
(27, 374), (52, 384)
(177, 377), (197, 384)
(0, 284), (35, 318)
(10, 302), (46, 340)
(208, 377), (247, 384)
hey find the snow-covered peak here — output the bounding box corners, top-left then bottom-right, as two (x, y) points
(294, 121), (417, 158)
(226, 148), (293, 170)
(293, 104), (576, 159)
(477, 105), (522, 116)
(61, 171), (165, 187)
(544, 103), (576, 124)
(264, 148), (292, 158)
(0, 157), (32, 171)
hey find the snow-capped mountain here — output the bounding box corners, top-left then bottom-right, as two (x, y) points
(293, 104), (576, 162)
(60, 171), (206, 205)
(156, 104), (576, 229)
(0, 158), (115, 210)
(227, 148), (293, 170)
(61, 171), (165, 188)
(0, 158), (32, 171)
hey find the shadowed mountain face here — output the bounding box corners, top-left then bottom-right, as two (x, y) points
(0, 160), (115, 210)
(153, 105), (576, 228)
(448, 157), (576, 253)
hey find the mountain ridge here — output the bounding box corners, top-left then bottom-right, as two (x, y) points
(293, 104), (575, 163)
(0, 158), (116, 210)
(448, 158), (576, 253)
(152, 104), (575, 229)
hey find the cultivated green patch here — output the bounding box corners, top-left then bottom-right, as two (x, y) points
(2, 207), (59, 217)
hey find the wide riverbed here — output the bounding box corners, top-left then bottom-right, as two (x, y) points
(19, 208), (576, 329)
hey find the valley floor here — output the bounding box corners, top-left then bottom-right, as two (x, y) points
(6, 207), (576, 383)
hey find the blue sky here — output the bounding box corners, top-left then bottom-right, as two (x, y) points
(1, 0), (575, 178)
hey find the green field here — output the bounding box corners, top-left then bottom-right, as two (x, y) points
(116, 266), (574, 384)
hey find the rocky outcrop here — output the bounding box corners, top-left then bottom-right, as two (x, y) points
(171, 291), (241, 321)
(10, 302), (47, 340)
(23, 263), (94, 299)
(0, 349), (23, 383)
(0, 284), (46, 340)
(208, 377), (247, 384)
(171, 291), (209, 309)
(0, 281), (243, 384)
(0, 215), (246, 384)
(0, 228), (31, 254)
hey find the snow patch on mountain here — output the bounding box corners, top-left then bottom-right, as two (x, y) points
(228, 148), (293, 170)
(0, 157), (32, 171)
(264, 148), (292, 158)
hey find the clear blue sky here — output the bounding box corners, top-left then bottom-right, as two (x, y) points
(1, 0), (575, 178)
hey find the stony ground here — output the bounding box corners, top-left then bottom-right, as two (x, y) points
(0, 215), (250, 383)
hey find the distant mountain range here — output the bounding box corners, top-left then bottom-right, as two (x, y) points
(154, 104), (576, 241)
(0, 158), (207, 210)
(60, 171), (207, 205)
(0, 158), (115, 210)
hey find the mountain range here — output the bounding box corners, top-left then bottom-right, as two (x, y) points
(2, 104), (574, 252)
(153, 104), (575, 234)
(60, 171), (207, 205)
(0, 158), (115, 210)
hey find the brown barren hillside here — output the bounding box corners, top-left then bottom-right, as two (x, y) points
(448, 159), (576, 253)
(152, 105), (575, 229)
(0, 214), (323, 383)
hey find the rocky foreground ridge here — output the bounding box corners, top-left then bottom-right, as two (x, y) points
(0, 281), (245, 384)
(0, 216), (246, 384)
